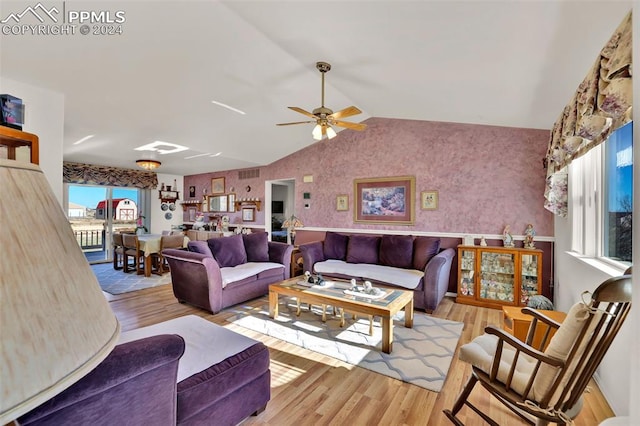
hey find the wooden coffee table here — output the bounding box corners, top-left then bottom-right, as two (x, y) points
(269, 277), (414, 354)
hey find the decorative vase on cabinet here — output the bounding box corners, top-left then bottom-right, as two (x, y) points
(456, 245), (542, 309)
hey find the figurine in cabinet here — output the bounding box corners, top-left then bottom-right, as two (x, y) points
(524, 223), (536, 249)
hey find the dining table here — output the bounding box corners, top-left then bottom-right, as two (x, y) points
(137, 234), (189, 277)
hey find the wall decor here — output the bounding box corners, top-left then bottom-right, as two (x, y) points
(421, 190), (438, 210)
(242, 207), (255, 222)
(211, 177), (225, 194)
(353, 176), (415, 225)
(336, 194), (349, 211)
(187, 207), (197, 222)
(189, 186), (196, 198)
(207, 194), (228, 212)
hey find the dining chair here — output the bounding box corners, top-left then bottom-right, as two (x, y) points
(443, 273), (632, 425)
(112, 232), (125, 270)
(121, 234), (139, 274)
(155, 234), (185, 274)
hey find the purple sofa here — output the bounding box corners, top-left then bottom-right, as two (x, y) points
(20, 316), (272, 426)
(163, 232), (293, 314)
(299, 232), (455, 313)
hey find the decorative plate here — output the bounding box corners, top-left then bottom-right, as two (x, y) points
(169, 203), (176, 211)
(161, 203), (169, 211)
(165, 212), (173, 220)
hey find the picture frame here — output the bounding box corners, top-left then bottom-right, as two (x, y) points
(353, 176), (415, 225)
(189, 186), (196, 198)
(211, 177), (225, 194)
(421, 190), (438, 210)
(336, 194), (349, 211)
(227, 193), (236, 213)
(242, 207), (255, 222)
(207, 194), (228, 212)
(187, 207), (197, 222)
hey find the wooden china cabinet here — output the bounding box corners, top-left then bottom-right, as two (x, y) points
(456, 245), (542, 309)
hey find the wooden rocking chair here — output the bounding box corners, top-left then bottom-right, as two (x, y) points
(444, 273), (632, 425)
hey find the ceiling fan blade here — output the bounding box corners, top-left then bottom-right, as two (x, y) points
(332, 120), (367, 131)
(288, 106), (317, 119)
(328, 106), (362, 120)
(276, 120), (316, 126)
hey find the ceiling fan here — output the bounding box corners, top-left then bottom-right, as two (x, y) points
(277, 61), (367, 140)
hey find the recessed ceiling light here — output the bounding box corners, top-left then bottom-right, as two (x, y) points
(73, 135), (95, 145)
(134, 141), (188, 155)
(184, 153), (212, 159)
(211, 100), (246, 115)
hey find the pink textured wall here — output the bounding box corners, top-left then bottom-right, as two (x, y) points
(184, 117), (553, 237)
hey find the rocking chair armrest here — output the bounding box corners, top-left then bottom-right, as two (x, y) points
(520, 307), (563, 329)
(484, 326), (565, 368)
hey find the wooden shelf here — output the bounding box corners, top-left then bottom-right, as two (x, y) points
(0, 126), (39, 164)
(159, 190), (179, 203)
(235, 200), (261, 211)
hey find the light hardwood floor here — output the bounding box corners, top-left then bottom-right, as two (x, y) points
(107, 285), (614, 425)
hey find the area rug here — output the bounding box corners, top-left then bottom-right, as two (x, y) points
(91, 263), (171, 295)
(227, 297), (464, 392)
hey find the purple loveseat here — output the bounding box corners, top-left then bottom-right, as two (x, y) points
(299, 232), (455, 313)
(163, 232), (293, 314)
(20, 316), (272, 426)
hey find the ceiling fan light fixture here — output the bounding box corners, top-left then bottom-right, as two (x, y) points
(326, 126), (337, 139)
(312, 124), (323, 141)
(136, 159), (161, 170)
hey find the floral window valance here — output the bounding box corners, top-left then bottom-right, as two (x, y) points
(63, 162), (158, 190)
(544, 11), (632, 217)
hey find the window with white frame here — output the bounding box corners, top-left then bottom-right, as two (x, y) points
(570, 121), (633, 266)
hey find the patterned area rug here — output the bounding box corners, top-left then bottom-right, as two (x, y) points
(91, 263), (171, 295)
(228, 297), (464, 392)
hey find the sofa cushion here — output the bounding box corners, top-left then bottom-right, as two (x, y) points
(243, 232), (269, 262)
(323, 231), (349, 260)
(187, 240), (213, 257)
(220, 262), (283, 287)
(209, 234), (247, 268)
(314, 259), (424, 289)
(413, 237), (441, 270)
(379, 234), (415, 269)
(346, 235), (381, 264)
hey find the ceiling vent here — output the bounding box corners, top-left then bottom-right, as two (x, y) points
(239, 169), (260, 180)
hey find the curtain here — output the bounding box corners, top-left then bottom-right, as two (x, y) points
(544, 11), (632, 217)
(63, 161), (158, 190)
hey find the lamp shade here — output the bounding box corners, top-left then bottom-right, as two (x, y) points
(136, 159), (161, 170)
(282, 214), (304, 229)
(0, 159), (120, 423)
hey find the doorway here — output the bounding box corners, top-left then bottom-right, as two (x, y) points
(66, 184), (141, 264)
(265, 179), (295, 243)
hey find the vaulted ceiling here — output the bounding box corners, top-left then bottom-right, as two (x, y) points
(0, 1), (632, 175)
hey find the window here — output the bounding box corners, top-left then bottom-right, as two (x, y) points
(603, 122), (633, 263)
(570, 122), (633, 267)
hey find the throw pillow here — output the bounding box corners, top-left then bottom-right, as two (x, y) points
(323, 231), (349, 260)
(346, 235), (381, 264)
(187, 241), (213, 257)
(379, 234), (415, 269)
(208, 234), (247, 268)
(413, 237), (441, 270)
(243, 232), (269, 262)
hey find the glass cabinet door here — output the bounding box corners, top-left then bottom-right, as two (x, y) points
(520, 253), (540, 305)
(479, 251), (515, 304)
(459, 249), (475, 297)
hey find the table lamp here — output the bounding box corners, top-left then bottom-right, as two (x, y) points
(282, 214), (304, 246)
(0, 159), (120, 423)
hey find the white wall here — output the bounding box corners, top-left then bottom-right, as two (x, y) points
(151, 173), (184, 234)
(0, 77), (64, 205)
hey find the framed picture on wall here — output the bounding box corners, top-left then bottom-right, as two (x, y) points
(336, 194), (349, 211)
(353, 176), (415, 225)
(187, 207), (197, 222)
(189, 186), (196, 198)
(242, 207), (255, 222)
(421, 190), (438, 210)
(211, 177), (225, 194)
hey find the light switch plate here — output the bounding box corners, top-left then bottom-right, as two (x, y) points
(303, 175), (313, 183)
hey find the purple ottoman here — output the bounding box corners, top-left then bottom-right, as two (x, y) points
(120, 315), (270, 426)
